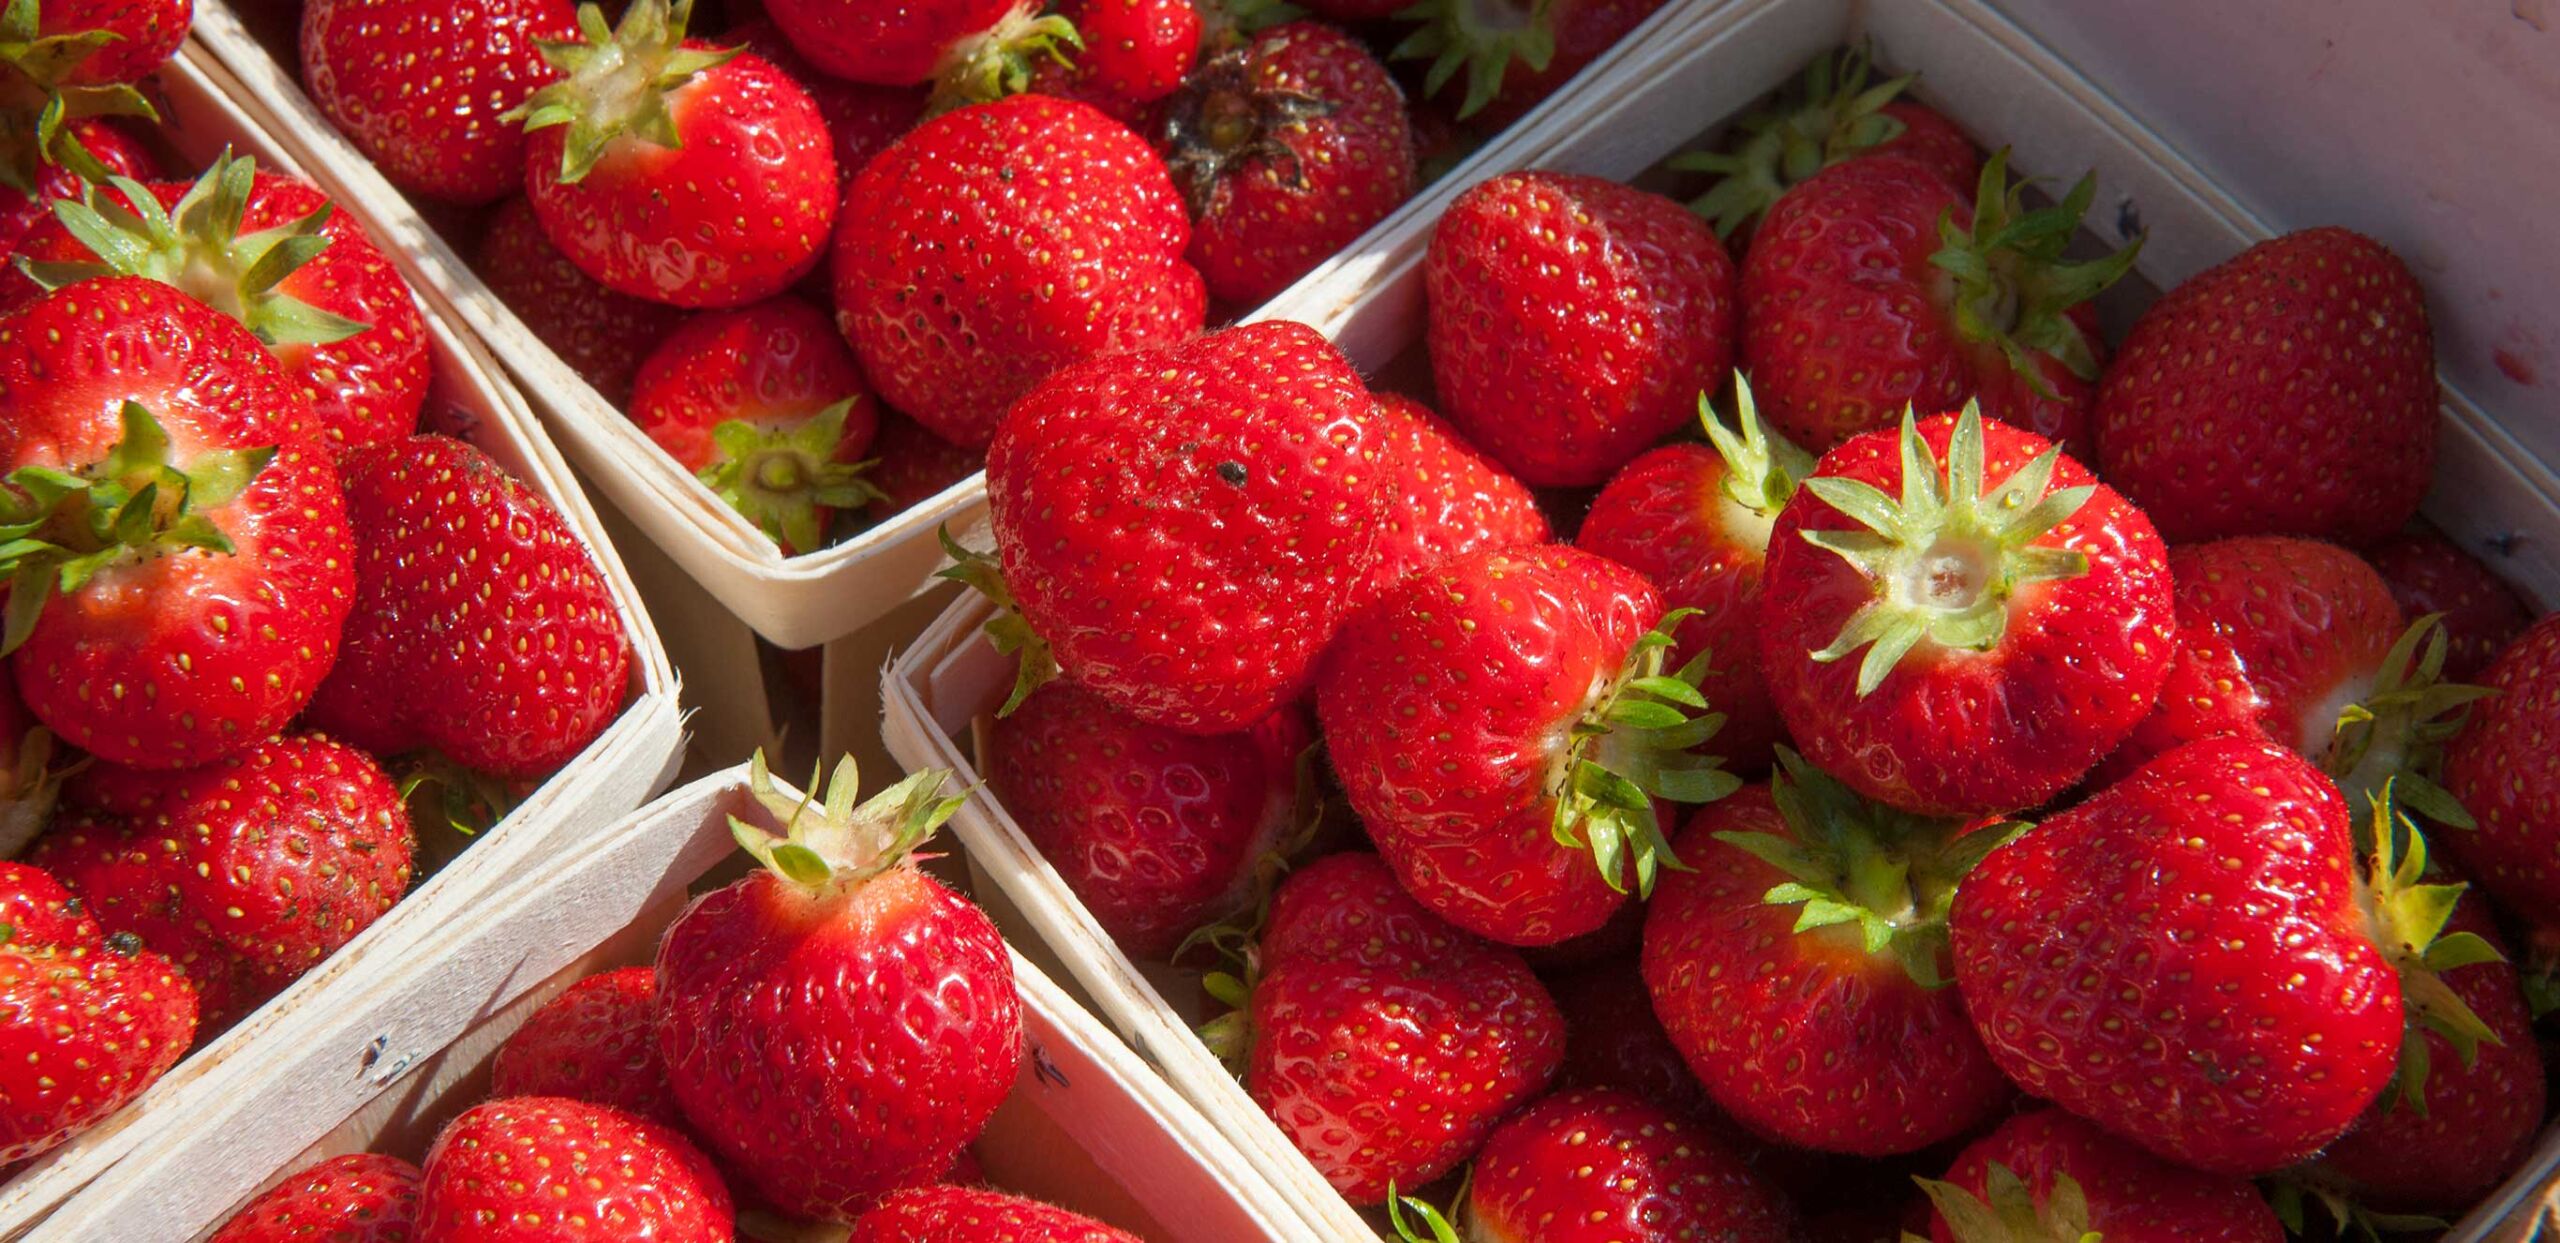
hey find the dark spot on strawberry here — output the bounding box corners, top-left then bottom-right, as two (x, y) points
(104, 930), (141, 956)
(1216, 461), (1247, 486)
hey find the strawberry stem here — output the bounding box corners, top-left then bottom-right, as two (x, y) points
(1701, 373), (1813, 519)
(1390, 0), (1557, 120)
(935, 527), (1060, 717)
(927, 1), (1081, 117)
(1161, 46), (1338, 219)
(511, 0), (741, 184)
(2350, 790), (2505, 1115)
(1673, 43), (1924, 240)
(0, 0), (163, 195)
(1911, 1162), (2097, 1242)
(1926, 148), (2141, 394)
(698, 401), (884, 556)
(726, 749), (968, 898)
(2322, 614), (2491, 831)
(1550, 607), (1739, 897)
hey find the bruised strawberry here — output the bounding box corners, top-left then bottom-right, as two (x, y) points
(210, 1153), (422, 1243)
(490, 966), (683, 1129)
(301, 0), (576, 204)
(1681, 45), (1979, 240)
(1354, 392), (1548, 607)
(2366, 526), (2532, 682)
(473, 195), (685, 405)
(1918, 1110), (2282, 1243)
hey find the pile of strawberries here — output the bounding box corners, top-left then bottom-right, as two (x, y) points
(0, 0), (634, 1176)
(293, 0), (1668, 556)
(948, 46), (2560, 1240)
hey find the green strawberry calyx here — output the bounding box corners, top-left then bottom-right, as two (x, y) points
(512, 0), (740, 185)
(393, 753), (524, 840)
(1800, 403), (2094, 697)
(928, 1), (1081, 117)
(1702, 373), (1814, 527)
(1929, 148), (2142, 396)
(1391, 0), (1559, 121)
(18, 150), (374, 349)
(1551, 606), (1740, 898)
(1161, 44), (1338, 219)
(1906, 1162), (2099, 1243)
(727, 749), (968, 897)
(2352, 790), (2506, 1116)
(1196, 0), (1305, 54)
(1388, 1181), (1465, 1243)
(2263, 1178), (2448, 1243)
(1674, 42), (1926, 240)
(1718, 747), (2024, 989)
(0, 0), (164, 194)
(0, 400), (274, 655)
(2323, 614), (2491, 832)
(700, 401), (886, 556)
(935, 526), (1058, 717)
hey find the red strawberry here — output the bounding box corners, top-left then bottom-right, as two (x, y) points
(1743, 151), (2136, 456)
(984, 683), (1307, 960)
(1162, 21), (1415, 307)
(0, 857), (89, 946)
(304, 435), (630, 780)
(210, 1153), (422, 1243)
(725, 18), (927, 183)
(2443, 614), (2560, 934)
(2095, 227), (2435, 546)
(0, 277), (352, 770)
(628, 297), (881, 554)
(762, 0), (1013, 84)
(8, 154), (434, 453)
(1030, 0), (1200, 119)
(1919, 1109), (2282, 1243)
(14, 0), (190, 87)
(0, 678), (62, 858)
(655, 758), (1017, 1222)
(1547, 960), (1711, 1121)
(1397, 0), (1664, 124)
(517, 0), (838, 308)
(964, 320), (1385, 731)
(1759, 408), (2174, 817)
(848, 1186), (1141, 1243)
(2366, 525), (2531, 682)
(300, 0), (575, 204)
(417, 1096), (731, 1241)
(472, 195), (684, 405)
(490, 966), (682, 1129)
(835, 93), (1205, 449)
(862, 411), (984, 523)
(1681, 44), (1980, 240)
(0, 860), (197, 1165)
(1354, 391), (1548, 606)
(0, 117), (154, 258)
(1429, 1088), (1800, 1241)
(1425, 170), (1737, 487)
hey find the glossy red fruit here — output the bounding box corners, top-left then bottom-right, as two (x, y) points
(30, 0), (191, 85)
(0, 860), (197, 1165)
(763, 0), (1013, 84)
(0, 858), (93, 947)
(1426, 170), (1737, 487)
(1760, 408), (2174, 817)
(1457, 1088), (1800, 1242)
(1030, 0), (1198, 118)
(1354, 392), (1548, 608)
(210, 1153), (422, 1243)
(300, 0), (575, 204)
(2095, 227), (2434, 546)
(491, 967), (682, 1129)
(1920, 1109), (2282, 1243)
(473, 195), (684, 405)
(2443, 614), (2560, 930)
(849, 1186), (1141, 1242)
(0, 118), (154, 258)
(1684, 45), (1979, 241)
(862, 411), (984, 522)
(1547, 960), (1711, 1121)
(1400, 0), (1664, 126)
(2366, 526), (2531, 682)
(726, 18), (927, 183)
(417, 1096), (731, 1242)
(836, 93), (1204, 449)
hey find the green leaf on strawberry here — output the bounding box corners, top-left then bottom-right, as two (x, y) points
(1391, 0), (1558, 120)
(512, 0), (742, 184)
(0, 0), (163, 194)
(2352, 790), (2506, 1116)
(1676, 43), (1920, 239)
(936, 526), (1060, 718)
(2326, 614), (2492, 831)
(927, 5), (1083, 117)
(1909, 1162), (2098, 1243)
(1552, 606), (1739, 898)
(2263, 1178), (2449, 1243)
(726, 749), (968, 896)
(1701, 373), (1815, 518)
(1929, 148), (2143, 395)
(1387, 1182), (1463, 1243)
(698, 402), (885, 557)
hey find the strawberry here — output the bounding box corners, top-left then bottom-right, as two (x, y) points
(1396, 0), (1664, 124)
(1642, 760), (2013, 1155)
(848, 1186), (1141, 1243)
(303, 434), (632, 781)
(1578, 378), (1807, 772)
(960, 320), (1385, 731)
(0, 277), (352, 770)
(0, 0), (176, 201)
(984, 682), (1307, 960)
(1917, 1109), (2282, 1243)
(416, 1096), (731, 1241)
(0, 117), (153, 258)
(515, 0), (838, 308)
(763, 0), (1077, 106)
(834, 93), (1205, 449)
(490, 966), (682, 1129)
(1354, 391), (1548, 607)
(2442, 614), (2560, 936)
(300, 0), (575, 205)
(2094, 227), (2435, 546)
(627, 296), (881, 554)
(1680, 45), (1979, 240)
(0, 677), (62, 858)
(862, 411), (983, 522)
(1029, 0), (1200, 119)
(472, 195), (684, 406)
(210, 1152), (423, 1243)
(1758, 407), (2174, 817)
(2365, 525), (2531, 682)
(1743, 151), (2136, 456)
(655, 757), (1016, 1222)
(1424, 170), (1737, 487)
(1162, 21), (1416, 308)
(0, 859), (197, 1165)
(724, 18), (927, 183)
(11, 0), (188, 87)
(1546, 959), (1711, 1122)
(7, 154), (434, 453)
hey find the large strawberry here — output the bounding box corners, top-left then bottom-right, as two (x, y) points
(416, 1096), (731, 1241)
(1425, 170), (1737, 488)
(2095, 227), (2435, 545)
(300, 0), (575, 204)
(0, 277), (351, 770)
(2443, 615), (2560, 940)
(835, 92), (1204, 449)
(514, 0), (837, 307)
(1680, 44), (1980, 239)
(472, 195), (684, 405)
(0, 859), (196, 1165)
(1743, 150), (2137, 456)
(1917, 1109), (2283, 1243)
(210, 1153), (422, 1243)
(655, 757), (1017, 1222)
(1758, 407), (2173, 817)
(1354, 391), (1548, 607)
(2366, 525), (2531, 682)
(490, 966), (682, 1129)
(849, 1186), (1141, 1243)
(1394, 0), (1664, 124)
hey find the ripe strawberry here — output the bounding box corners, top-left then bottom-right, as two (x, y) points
(656, 757), (1017, 1222)
(1424, 170), (1737, 487)
(516, 0), (838, 307)
(0, 862), (96, 976)
(0, 860), (197, 1165)
(1744, 151), (2136, 456)
(0, 117), (154, 258)
(1547, 960), (1711, 1121)
(8, 154), (434, 453)
(963, 320), (1385, 732)
(984, 683), (1307, 960)
(417, 1096), (731, 1241)
(1163, 21), (1415, 308)
(2095, 227), (2435, 545)
(300, 0), (575, 204)
(0, 277), (352, 770)
(725, 18), (927, 183)
(1420, 1088), (1800, 1241)
(2365, 525), (2531, 682)
(835, 93), (1205, 448)
(472, 195), (684, 405)
(210, 1153), (422, 1243)
(628, 297), (881, 554)
(1354, 391), (1548, 606)
(765, 0), (1074, 101)
(1918, 1109), (2282, 1243)
(5, 0), (188, 88)
(849, 1186), (1141, 1243)
(1029, 0), (1199, 120)
(490, 966), (682, 1129)
(862, 411), (984, 522)
(1759, 407), (2174, 817)
(1681, 45), (1980, 240)
(1397, 0), (1664, 124)
(0, 678), (62, 858)
(2442, 614), (2560, 935)
(303, 434), (632, 781)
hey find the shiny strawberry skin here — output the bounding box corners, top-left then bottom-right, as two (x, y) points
(631, 298), (874, 467)
(0, 119), (155, 258)
(2442, 614), (2560, 927)
(986, 320), (1388, 733)
(210, 1152), (423, 1243)
(0, 861), (98, 949)
(727, 18), (927, 183)
(2094, 227), (2435, 546)
(0, 279), (353, 770)
(1258, 850), (1468, 973)
(28, 810), (255, 1021)
(1464, 1088), (1800, 1242)
(1872, 101), (1979, 192)
(1352, 392), (1549, 608)
(1426, 171), (1738, 487)
(2365, 526), (2531, 682)
(301, 0), (575, 204)
(1546, 959), (1713, 1122)
(655, 865), (1022, 1222)
(0, 863), (197, 1165)
(862, 411), (983, 522)
(417, 1096), (732, 1242)
(491, 967), (683, 1129)
(473, 196), (684, 406)
(304, 435), (632, 780)
(1950, 737), (2402, 1174)
(1032, 0), (1199, 116)
(1927, 1110), (2282, 1243)
(849, 1186), (1142, 1243)
(1760, 413), (2173, 817)
(44, 0), (189, 85)
(764, 0), (1014, 84)
(836, 94), (1204, 448)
